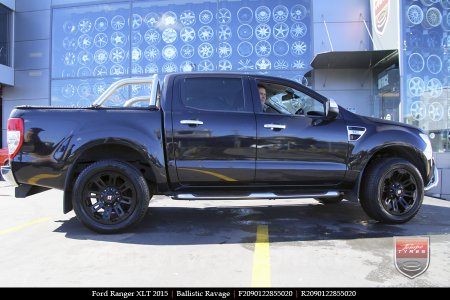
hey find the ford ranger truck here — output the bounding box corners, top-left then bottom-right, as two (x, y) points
(1, 73), (439, 233)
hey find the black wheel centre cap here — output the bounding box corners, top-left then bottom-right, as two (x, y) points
(391, 183), (403, 197)
(101, 187), (120, 203)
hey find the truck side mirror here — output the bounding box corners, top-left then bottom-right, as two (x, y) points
(325, 98), (339, 120)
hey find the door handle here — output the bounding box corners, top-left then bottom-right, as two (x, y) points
(180, 120), (204, 126)
(264, 124), (286, 130)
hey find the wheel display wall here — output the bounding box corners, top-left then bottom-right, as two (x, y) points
(403, 0), (450, 152)
(51, 0), (312, 107)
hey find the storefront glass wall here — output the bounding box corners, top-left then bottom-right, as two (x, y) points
(51, 0), (312, 107)
(0, 4), (12, 67)
(403, 0), (450, 152)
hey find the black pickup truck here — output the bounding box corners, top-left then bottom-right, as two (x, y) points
(1, 73), (438, 233)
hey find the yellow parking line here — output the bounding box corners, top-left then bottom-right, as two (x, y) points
(0, 217), (50, 235)
(252, 225), (271, 287)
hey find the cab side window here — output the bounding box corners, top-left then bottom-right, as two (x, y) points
(259, 82), (324, 116)
(182, 78), (245, 112)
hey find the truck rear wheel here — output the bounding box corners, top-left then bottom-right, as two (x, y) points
(72, 160), (151, 233)
(360, 158), (424, 224)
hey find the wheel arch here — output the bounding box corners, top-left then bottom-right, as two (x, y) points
(63, 142), (157, 213)
(350, 145), (427, 201)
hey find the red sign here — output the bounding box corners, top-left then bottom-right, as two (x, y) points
(374, 0), (390, 35)
(395, 237), (430, 279)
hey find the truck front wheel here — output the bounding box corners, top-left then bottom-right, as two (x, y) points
(360, 158), (424, 224)
(72, 160), (151, 233)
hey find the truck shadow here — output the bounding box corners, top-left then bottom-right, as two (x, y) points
(54, 200), (450, 245)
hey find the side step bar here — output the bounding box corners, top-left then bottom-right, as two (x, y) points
(172, 191), (340, 200)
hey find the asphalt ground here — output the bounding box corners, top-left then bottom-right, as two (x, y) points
(0, 180), (449, 287)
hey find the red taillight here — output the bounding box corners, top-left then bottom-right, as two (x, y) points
(7, 118), (24, 159)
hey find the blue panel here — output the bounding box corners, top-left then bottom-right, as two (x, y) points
(0, 64), (13, 85)
(313, 22), (372, 53)
(3, 70), (49, 100)
(15, 40), (50, 70)
(312, 0), (371, 23)
(15, 10), (51, 41)
(402, 0), (450, 153)
(15, 0), (51, 12)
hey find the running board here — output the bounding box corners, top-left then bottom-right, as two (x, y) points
(172, 191), (340, 200)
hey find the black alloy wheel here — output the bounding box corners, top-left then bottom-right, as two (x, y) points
(82, 171), (137, 225)
(379, 168), (418, 216)
(360, 158), (424, 224)
(73, 160), (151, 233)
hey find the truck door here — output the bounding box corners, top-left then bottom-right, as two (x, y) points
(253, 79), (348, 186)
(170, 75), (256, 186)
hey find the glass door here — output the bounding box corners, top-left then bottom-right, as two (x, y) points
(375, 66), (400, 121)
(380, 91), (400, 121)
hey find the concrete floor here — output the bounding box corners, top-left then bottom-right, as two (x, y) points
(0, 180), (449, 287)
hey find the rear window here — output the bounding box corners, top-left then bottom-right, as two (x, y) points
(182, 77), (245, 112)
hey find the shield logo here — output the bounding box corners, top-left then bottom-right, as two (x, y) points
(373, 0), (390, 35)
(394, 237), (430, 279)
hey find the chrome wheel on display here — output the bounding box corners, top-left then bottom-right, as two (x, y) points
(408, 53), (425, 73)
(427, 54), (442, 74)
(180, 10), (196, 26)
(428, 102), (444, 122)
(407, 5), (424, 26)
(410, 101), (427, 121)
(426, 78), (443, 98)
(162, 62), (177, 73)
(197, 60), (214, 71)
(408, 77), (425, 97)
(425, 7), (442, 28)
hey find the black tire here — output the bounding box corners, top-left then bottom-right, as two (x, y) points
(315, 196), (344, 204)
(360, 158), (424, 224)
(72, 160), (151, 233)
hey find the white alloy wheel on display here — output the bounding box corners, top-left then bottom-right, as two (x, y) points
(410, 101), (427, 121)
(427, 54), (442, 74)
(428, 102), (444, 122)
(425, 7), (442, 27)
(407, 5), (424, 26)
(408, 77), (425, 97)
(426, 78), (443, 98)
(408, 53), (425, 73)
